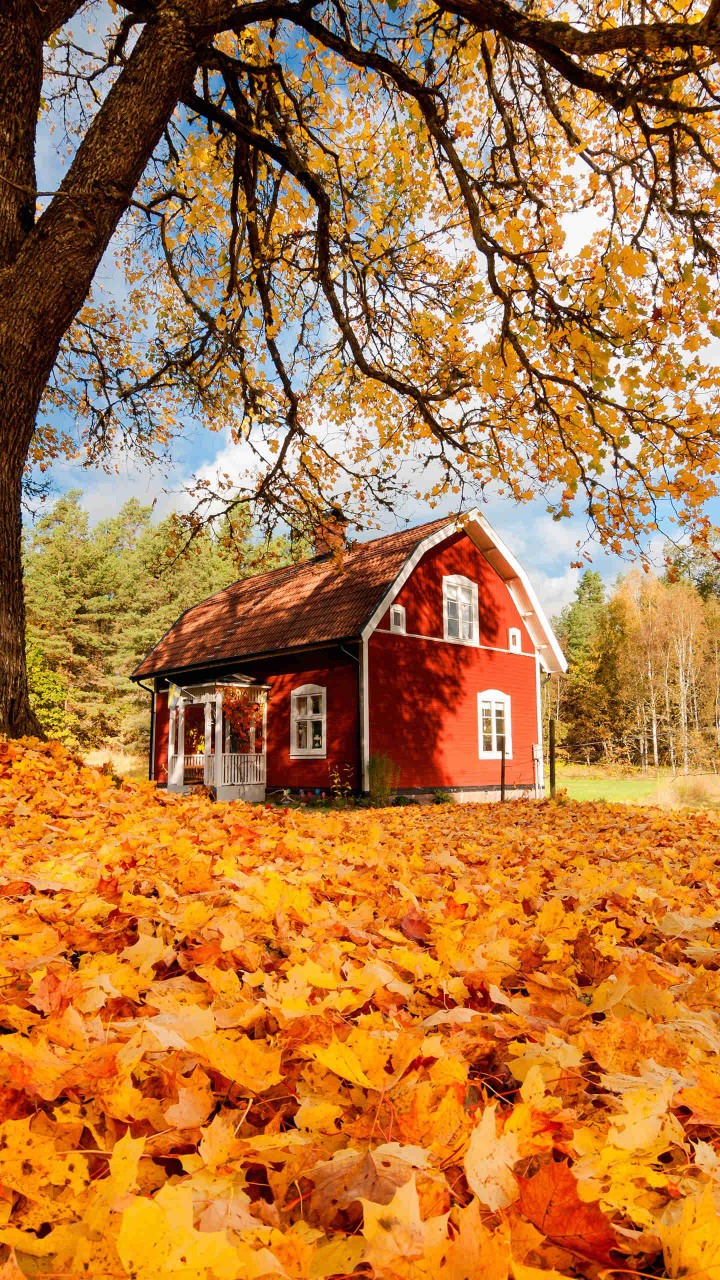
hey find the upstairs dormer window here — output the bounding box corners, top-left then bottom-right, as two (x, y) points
(390, 604), (406, 634)
(290, 684), (326, 757)
(443, 575), (479, 645)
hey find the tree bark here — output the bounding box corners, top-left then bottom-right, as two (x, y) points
(0, 1), (42, 267)
(0, 0), (223, 737)
(0, 447), (43, 737)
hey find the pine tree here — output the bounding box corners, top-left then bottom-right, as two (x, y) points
(23, 493), (294, 751)
(554, 571), (609, 759)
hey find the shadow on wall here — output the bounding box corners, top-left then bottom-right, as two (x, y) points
(371, 569), (516, 790)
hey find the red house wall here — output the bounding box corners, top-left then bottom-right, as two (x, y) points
(252, 651), (360, 792)
(151, 649), (360, 792)
(368, 532), (540, 789)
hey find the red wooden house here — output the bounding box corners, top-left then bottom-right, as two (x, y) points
(131, 510), (566, 802)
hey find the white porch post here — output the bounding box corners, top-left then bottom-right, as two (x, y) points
(175, 700), (185, 788)
(214, 691), (223, 790)
(167, 707), (176, 786)
(203, 699), (213, 785)
(261, 693), (268, 783)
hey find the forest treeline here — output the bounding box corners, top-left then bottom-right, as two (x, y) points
(550, 545), (720, 771)
(24, 492), (294, 753)
(26, 492), (720, 772)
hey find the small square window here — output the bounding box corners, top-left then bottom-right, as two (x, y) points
(508, 628), (521, 652)
(390, 604), (406, 634)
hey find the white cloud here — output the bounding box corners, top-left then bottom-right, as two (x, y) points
(48, 454), (177, 523)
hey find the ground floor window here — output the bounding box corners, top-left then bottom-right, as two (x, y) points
(290, 684), (327, 756)
(478, 690), (512, 758)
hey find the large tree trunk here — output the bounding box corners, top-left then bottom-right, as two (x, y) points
(0, 0), (220, 737)
(0, 432), (42, 737)
(0, 0), (44, 736)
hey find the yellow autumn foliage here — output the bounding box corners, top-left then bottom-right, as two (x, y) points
(2, 736), (720, 1278)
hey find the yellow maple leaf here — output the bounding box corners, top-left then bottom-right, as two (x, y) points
(164, 1065), (215, 1128)
(464, 1103), (519, 1211)
(117, 1183), (262, 1279)
(441, 1200), (511, 1279)
(106, 1130), (145, 1203)
(658, 1185), (720, 1279)
(361, 1174), (450, 1274)
(310, 1036), (373, 1088)
(191, 1030), (284, 1091)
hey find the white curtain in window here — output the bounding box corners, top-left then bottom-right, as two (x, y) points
(477, 691), (512, 758)
(443, 576), (478, 643)
(290, 685), (327, 756)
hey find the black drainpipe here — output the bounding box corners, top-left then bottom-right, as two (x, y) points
(339, 642), (362, 793)
(135, 679), (155, 781)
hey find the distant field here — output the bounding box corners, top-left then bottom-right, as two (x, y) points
(557, 769), (660, 803)
(557, 764), (720, 808)
(84, 748), (147, 779)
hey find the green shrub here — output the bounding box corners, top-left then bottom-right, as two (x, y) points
(26, 640), (78, 747)
(368, 752), (400, 803)
(432, 789), (453, 804)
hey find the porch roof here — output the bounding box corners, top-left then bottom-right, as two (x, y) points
(132, 516), (455, 679)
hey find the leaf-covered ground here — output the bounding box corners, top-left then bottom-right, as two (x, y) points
(1, 739), (720, 1280)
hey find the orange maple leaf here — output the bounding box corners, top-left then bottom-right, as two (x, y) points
(516, 1161), (619, 1265)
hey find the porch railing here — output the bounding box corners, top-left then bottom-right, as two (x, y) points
(180, 752), (265, 788)
(182, 753), (206, 783)
(221, 752), (266, 787)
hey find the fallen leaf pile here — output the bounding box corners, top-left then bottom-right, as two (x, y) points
(1, 738), (720, 1279)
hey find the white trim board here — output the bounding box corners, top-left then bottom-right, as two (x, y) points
(373, 627), (537, 659)
(360, 509), (567, 675)
(360, 635), (369, 792)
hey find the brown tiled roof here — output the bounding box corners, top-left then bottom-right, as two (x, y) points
(132, 515), (455, 679)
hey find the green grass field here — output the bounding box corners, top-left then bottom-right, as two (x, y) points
(557, 771), (662, 803)
(556, 765), (720, 807)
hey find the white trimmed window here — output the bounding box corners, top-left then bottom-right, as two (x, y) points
(478, 691), (512, 759)
(390, 604), (406, 634)
(290, 684), (326, 757)
(508, 627), (522, 652)
(443, 575), (479, 645)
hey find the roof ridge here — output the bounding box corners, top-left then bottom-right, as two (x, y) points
(217, 514), (456, 596)
(131, 511), (462, 679)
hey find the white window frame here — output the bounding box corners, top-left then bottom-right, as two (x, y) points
(390, 604), (406, 634)
(477, 690), (512, 759)
(443, 575), (479, 646)
(508, 627), (522, 652)
(290, 684), (327, 758)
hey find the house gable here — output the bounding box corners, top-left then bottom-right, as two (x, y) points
(373, 529), (534, 654)
(364, 527), (545, 793)
(360, 510), (565, 674)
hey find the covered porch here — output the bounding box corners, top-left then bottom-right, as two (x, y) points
(167, 676), (268, 802)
